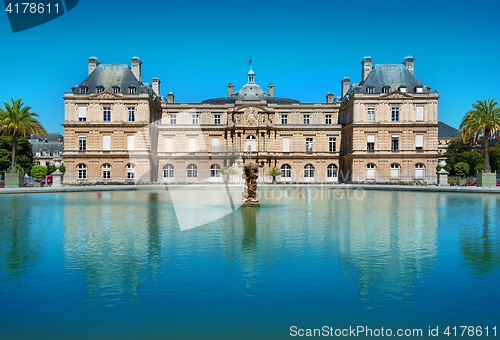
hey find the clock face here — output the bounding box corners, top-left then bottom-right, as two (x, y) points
(248, 113), (254, 119)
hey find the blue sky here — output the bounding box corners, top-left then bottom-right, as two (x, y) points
(1, 0), (499, 133)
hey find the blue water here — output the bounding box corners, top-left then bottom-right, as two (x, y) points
(0, 188), (499, 339)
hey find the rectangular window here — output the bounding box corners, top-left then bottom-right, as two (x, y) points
(212, 138), (219, 152)
(214, 114), (221, 125)
(282, 138), (290, 152)
(367, 107), (375, 121)
(391, 107), (399, 121)
(165, 138), (173, 152)
(391, 135), (399, 151)
(103, 135), (111, 151)
(128, 107), (135, 122)
(329, 137), (337, 152)
(80, 87), (87, 93)
(416, 134), (424, 150)
(127, 135), (135, 151)
(103, 167), (110, 179)
(112, 87), (120, 94)
(303, 114), (310, 125)
(128, 87), (136, 94)
(192, 114), (199, 125)
(281, 114), (288, 125)
(367, 134), (375, 151)
(103, 107), (111, 122)
(382, 87), (390, 94)
(306, 138), (313, 151)
(170, 115), (177, 125)
(78, 107), (86, 122)
(366, 87), (374, 93)
(416, 106), (424, 121)
(96, 87), (103, 93)
(78, 136), (86, 151)
(325, 115), (332, 125)
(188, 138), (197, 152)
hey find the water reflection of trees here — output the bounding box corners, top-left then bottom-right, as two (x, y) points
(460, 196), (500, 274)
(63, 191), (165, 302)
(0, 196), (40, 281)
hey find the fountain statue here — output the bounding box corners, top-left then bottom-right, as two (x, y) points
(240, 146), (263, 207)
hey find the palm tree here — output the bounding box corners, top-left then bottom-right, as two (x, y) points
(266, 166), (281, 184)
(459, 98), (500, 173)
(0, 98), (47, 174)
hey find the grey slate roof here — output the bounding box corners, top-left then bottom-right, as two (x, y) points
(438, 121), (461, 139)
(72, 64), (153, 95)
(345, 63), (431, 96)
(30, 133), (63, 143)
(202, 93), (300, 104)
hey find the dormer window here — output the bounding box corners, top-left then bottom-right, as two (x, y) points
(415, 86), (423, 93)
(96, 86), (104, 93)
(79, 86), (88, 93)
(399, 86), (407, 93)
(112, 85), (120, 94)
(382, 85), (391, 94)
(128, 86), (137, 94)
(366, 86), (375, 93)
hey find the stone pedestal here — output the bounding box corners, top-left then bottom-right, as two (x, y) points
(436, 169), (449, 186)
(477, 171), (497, 187)
(5, 173), (24, 188)
(52, 170), (63, 187)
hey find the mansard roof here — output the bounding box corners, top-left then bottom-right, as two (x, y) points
(71, 63), (153, 95)
(346, 63), (431, 96)
(438, 121), (461, 139)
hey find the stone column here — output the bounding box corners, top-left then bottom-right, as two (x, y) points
(52, 170), (63, 187)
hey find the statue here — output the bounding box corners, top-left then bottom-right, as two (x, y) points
(240, 145), (263, 207)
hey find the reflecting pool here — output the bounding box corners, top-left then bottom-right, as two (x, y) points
(0, 188), (499, 339)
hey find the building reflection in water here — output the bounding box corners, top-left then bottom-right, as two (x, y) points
(63, 191), (167, 302)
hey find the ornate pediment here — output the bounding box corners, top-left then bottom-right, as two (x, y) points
(243, 107), (259, 127)
(88, 91), (122, 100)
(380, 90), (413, 100)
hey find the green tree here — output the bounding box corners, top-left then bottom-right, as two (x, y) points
(30, 165), (47, 180)
(46, 164), (57, 175)
(220, 165), (237, 183)
(0, 98), (47, 174)
(0, 135), (34, 174)
(459, 98), (500, 173)
(58, 164), (66, 173)
(266, 166), (281, 184)
(454, 162), (470, 178)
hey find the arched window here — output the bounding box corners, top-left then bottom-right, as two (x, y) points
(390, 163), (400, 179)
(187, 164), (198, 178)
(163, 164), (174, 178)
(245, 135), (257, 153)
(127, 163), (136, 179)
(327, 164), (338, 181)
(304, 164), (315, 179)
(210, 164), (221, 178)
(102, 164), (111, 179)
(366, 163), (376, 180)
(281, 164), (291, 180)
(415, 163), (425, 180)
(78, 164), (87, 179)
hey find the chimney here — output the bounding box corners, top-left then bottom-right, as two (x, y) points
(326, 92), (334, 103)
(268, 83), (274, 97)
(87, 56), (100, 75)
(402, 56), (415, 75)
(152, 77), (160, 96)
(361, 56), (373, 82)
(167, 92), (174, 103)
(130, 57), (142, 82)
(341, 77), (351, 97)
(227, 83), (234, 96)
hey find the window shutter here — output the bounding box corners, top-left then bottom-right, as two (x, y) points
(212, 138), (219, 152)
(367, 135), (375, 143)
(416, 134), (424, 147)
(127, 136), (135, 151)
(78, 107), (86, 119)
(165, 138), (173, 152)
(283, 138), (290, 152)
(103, 135), (110, 151)
(416, 107), (424, 121)
(189, 138), (196, 152)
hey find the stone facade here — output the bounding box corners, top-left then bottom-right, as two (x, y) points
(63, 56), (439, 183)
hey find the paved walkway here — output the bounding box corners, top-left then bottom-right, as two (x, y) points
(1, 183), (499, 195)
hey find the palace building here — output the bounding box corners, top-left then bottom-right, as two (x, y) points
(62, 56), (439, 183)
